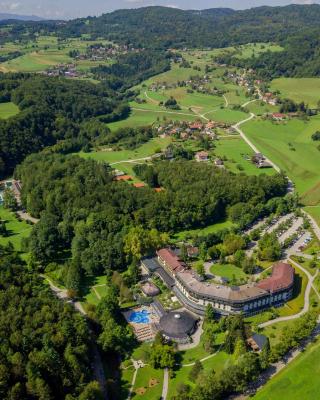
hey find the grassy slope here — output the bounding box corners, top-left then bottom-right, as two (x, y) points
(214, 137), (275, 175)
(0, 102), (19, 119)
(271, 78), (320, 108)
(173, 220), (234, 241)
(304, 206), (320, 226)
(0, 206), (32, 251)
(79, 137), (172, 164)
(242, 116), (320, 205)
(253, 337), (320, 400)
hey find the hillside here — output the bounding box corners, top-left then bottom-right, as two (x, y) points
(0, 13), (43, 21)
(56, 5), (320, 49)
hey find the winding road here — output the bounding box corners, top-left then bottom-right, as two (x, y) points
(43, 276), (109, 400)
(259, 258), (319, 328)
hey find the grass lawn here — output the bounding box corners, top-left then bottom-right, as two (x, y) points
(271, 78), (320, 108)
(0, 102), (19, 119)
(107, 107), (199, 132)
(304, 206), (320, 226)
(120, 366), (135, 400)
(0, 206), (33, 251)
(246, 100), (279, 116)
(132, 365), (163, 400)
(173, 220), (234, 241)
(169, 350), (231, 398)
(210, 263), (248, 281)
(277, 263), (308, 317)
(253, 337), (320, 400)
(79, 137), (172, 165)
(214, 136), (276, 175)
(233, 43), (283, 59)
(242, 116), (320, 206)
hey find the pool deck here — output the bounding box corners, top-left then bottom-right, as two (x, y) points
(123, 306), (160, 342)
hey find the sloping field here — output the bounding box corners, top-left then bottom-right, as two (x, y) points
(254, 338), (320, 400)
(271, 78), (320, 108)
(242, 116), (320, 205)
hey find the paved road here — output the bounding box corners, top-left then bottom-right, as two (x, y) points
(302, 209), (320, 241)
(162, 368), (169, 400)
(233, 113), (281, 173)
(231, 321), (320, 400)
(43, 276), (109, 399)
(127, 360), (139, 400)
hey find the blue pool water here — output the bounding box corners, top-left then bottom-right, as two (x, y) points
(129, 309), (150, 324)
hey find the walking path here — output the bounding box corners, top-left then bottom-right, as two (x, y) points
(181, 344), (223, 367)
(127, 359), (139, 400)
(43, 276), (109, 399)
(109, 154), (162, 166)
(162, 368), (169, 400)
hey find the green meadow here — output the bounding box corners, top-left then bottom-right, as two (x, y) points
(242, 116), (320, 205)
(0, 206), (33, 251)
(214, 136), (275, 176)
(304, 206), (320, 225)
(253, 337), (320, 400)
(210, 263), (248, 281)
(271, 78), (320, 108)
(0, 102), (19, 119)
(173, 220), (234, 241)
(80, 137), (172, 165)
(0, 36), (112, 73)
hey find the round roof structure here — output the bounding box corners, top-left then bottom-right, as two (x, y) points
(159, 311), (197, 339)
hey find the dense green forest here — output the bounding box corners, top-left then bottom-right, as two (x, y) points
(15, 154), (287, 286)
(52, 5), (320, 49)
(216, 28), (320, 78)
(0, 73), (126, 177)
(0, 244), (101, 399)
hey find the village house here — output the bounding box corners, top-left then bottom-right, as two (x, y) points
(272, 112), (287, 121)
(247, 333), (268, 352)
(195, 151), (209, 162)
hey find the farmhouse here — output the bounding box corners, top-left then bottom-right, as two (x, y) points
(272, 113), (287, 121)
(195, 151), (209, 162)
(143, 250), (294, 316)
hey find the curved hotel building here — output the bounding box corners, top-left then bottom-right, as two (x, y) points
(142, 248), (295, 316)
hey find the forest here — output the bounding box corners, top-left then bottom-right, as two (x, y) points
(0, 244), (102, 399)
(217, 28), (320, 79)
(15, 154), (288, 287)
(0, 73), (126, 178)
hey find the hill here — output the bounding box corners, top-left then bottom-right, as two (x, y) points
(56, 4), (320, 49)
(0, 13), (43, 21)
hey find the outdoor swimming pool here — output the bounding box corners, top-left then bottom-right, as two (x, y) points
(129, 309), (150, 324)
